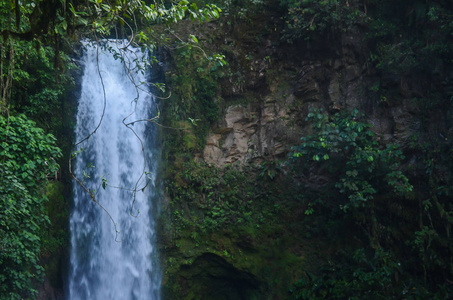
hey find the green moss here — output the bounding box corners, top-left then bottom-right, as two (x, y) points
(40, 181), (70, 288)
(158, 5), (312, 299)
(159, 157), (308, 298)
(160, 44), (224, 157)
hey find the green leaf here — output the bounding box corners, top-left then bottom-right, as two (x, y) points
(190, 34), (198, 43)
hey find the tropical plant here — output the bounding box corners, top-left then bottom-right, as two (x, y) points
(291, 108), (412, 214)
(0, 114), (62, 299)
(289, 108), (453, 297)
(280, 0), (365, 42)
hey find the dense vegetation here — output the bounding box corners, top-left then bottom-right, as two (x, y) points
(0, 115), (61, 299)
(280, 1), (453, 297)
(1, 0), (452, 298)
(0, 0), (221, 298)
(160, 0), (453, 298)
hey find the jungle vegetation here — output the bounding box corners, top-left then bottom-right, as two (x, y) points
(0, 0), (220, 298)
(0, 0), (452, 299)
(161, 0), (453, 298)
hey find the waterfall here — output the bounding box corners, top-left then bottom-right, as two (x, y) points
(68, 41), (161, 300)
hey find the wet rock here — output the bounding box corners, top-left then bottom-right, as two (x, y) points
(178, 253), (263, 300)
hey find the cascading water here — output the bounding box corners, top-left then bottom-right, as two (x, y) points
(68, 41), (161, 300)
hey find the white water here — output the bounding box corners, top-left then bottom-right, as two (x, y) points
(68, 41), (161, 300)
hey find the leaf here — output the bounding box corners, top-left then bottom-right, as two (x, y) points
(69, 3), (77, 15)
(190, 34), (198, 43)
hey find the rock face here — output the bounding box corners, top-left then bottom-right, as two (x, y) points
(201, 43), (369, 167)
(37, 278), (64, 300)
(201, 28), (422, 168)
(161, 4), (453, 299)
(164, 17), (390, 300)
(203, 97), (296, 166)
(177, 253), (262, 299)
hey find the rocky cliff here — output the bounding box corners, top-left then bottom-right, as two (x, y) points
(158, 1), (453, 298)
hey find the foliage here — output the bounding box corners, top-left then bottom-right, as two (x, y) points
(404, 113), (453, 293)
(193, 0), (267, 16)
(280, 0), (366, 42)
(291, 108), (412, 213)
(289, 249), (400, 299)
(161, 158), (304, 298)
(161, 43), (225, 155)
(167, 161), (281, 235)
(289, 108), (453, 297)
(0, 0), (225, 296)
(362, 4), (453, 291)
(0, 0), (223, 114)
(366, 0), (453, 79)
(279, 0), (453, 111)
(0, 114), (62, 299)
(289, 109), (407, 297)
(0, 0), (222, 40)
(6, 39), (76, 130)
(173, 46), (221, 125)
